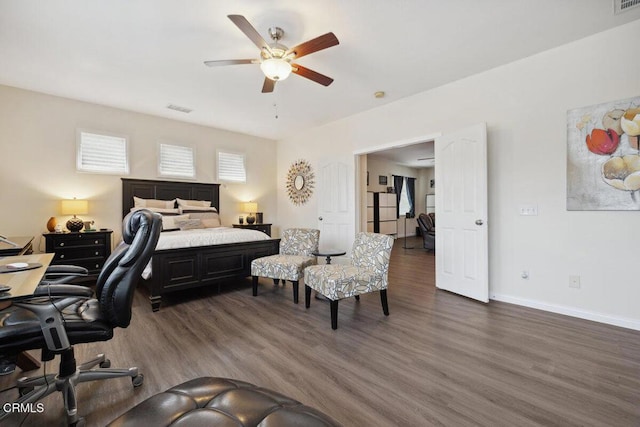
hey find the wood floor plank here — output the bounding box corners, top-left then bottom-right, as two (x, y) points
(1, 237), (639, 426)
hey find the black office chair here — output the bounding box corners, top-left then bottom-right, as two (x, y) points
(40, 265), (89, 286)
(0, 209), (162, 426)
(417, 213), (435, 251)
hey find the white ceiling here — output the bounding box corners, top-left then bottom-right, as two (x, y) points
(369, 142), (435, 169)
(1, 1), (639, 141)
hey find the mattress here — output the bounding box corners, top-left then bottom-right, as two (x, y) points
(142, 227), (270, 279)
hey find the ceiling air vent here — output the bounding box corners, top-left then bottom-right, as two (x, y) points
(614, 0), (640, 14)
(166, 104), (193, 114)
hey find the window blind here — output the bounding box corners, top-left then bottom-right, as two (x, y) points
(77, 131), (129, 174)
(217, 151), (246, 182)
(158, 143), (195, 178)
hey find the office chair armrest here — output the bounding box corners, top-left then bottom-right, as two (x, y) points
(34, 284), (94, 298)
(45, 265), (89, 276)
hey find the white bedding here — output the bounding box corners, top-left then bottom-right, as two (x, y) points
(142, 227), (270, 279)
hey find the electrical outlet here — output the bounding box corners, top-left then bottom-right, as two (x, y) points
(521, 270), (529, 279)
(569, 275), (581, 288)
(519, 205), (538, 216)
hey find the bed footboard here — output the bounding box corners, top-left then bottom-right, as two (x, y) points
(144, 238), (280, 311)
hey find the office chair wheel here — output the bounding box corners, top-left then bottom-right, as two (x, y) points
(132, 374), (144, 387)
(99, 359), (111, 368)
(70, 417), (86, 427)
(18, 386), (33, 397)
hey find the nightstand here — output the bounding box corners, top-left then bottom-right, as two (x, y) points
(232, 223), (272, 237)
(43, 230), (113, 277)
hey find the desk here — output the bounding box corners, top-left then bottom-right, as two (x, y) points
(0, 253), (54, 371)
(0, 236), (34, 256)
(0, 253), (54, 301)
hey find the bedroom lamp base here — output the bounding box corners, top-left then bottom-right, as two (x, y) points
(246, 215), (256, 224)
(66, 216), (84, 232)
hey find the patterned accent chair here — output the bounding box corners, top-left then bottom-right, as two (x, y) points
(251, 228), (320, 304)
(303, 232), (394, 329)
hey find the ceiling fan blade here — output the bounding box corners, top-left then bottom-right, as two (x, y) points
(227, 15), (271, 53)
(291, 64), (334, 86)
(262, 77), (276, 93)
(286, 32), (339, 59)
(204, 59), (255, 67)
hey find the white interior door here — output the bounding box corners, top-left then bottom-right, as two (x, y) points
(317, 159), (354, 256)
(435, 123), (488, 302)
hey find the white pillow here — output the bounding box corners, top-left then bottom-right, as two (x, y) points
(175, 218), (205, 230)
(161, 214), (189, 231)
(201, 217), (222, 228)
(176, 198), (211, 208)
(134, 196), (176, 209)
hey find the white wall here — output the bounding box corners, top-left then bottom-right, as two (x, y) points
(0, 85), (277, 246)
(277, 20), (640, 329)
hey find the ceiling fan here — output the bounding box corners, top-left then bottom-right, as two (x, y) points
(204, 15), (339, 93)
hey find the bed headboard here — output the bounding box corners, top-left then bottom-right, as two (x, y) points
(121, 178), (220, 218)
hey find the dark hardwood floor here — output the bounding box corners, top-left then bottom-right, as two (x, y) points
(2, 236), (639, 426)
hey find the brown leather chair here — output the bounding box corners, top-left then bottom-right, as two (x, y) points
(107, 377), (342, 426)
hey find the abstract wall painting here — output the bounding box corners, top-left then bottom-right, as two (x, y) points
(567, 96), (640, 210)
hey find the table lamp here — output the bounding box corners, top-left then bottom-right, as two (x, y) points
(61, 199), (89, 232)
(244, 202), (258, 224)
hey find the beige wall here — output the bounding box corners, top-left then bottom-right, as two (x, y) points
(0, 85), (277, 248)
(277, 20), (640, 329)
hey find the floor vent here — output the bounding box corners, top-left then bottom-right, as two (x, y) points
(614, 0), (640, 14)
(166, 104), (193, 114)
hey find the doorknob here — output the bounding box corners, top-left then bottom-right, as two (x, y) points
(475, 219), (483, 226)
(318, 217), (323, 221)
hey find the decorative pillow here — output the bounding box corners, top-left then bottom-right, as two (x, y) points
(130, 207), (180, 215)
(175, 218), (205, 231)
(176, 198), (211, 208)
(134, 197), (176, 209)
(161, 214), (190, 231)
(201, 217), (222, 228)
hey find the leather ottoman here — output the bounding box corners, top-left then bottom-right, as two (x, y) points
(108, 377), (342, 427)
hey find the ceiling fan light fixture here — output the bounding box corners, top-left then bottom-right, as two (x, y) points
(260, 58), (292, 81)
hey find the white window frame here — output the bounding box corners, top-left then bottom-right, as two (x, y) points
(76, 129), (130, 175)
(217, 150), (247, 183)
(157, 142), (196, 179)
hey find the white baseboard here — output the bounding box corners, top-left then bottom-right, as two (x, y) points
(490, 293), (640, 331)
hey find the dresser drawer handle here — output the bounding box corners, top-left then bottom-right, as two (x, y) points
(59, 243), (64, 247)
(95, 264), (100, 269)
(60, 255), (65, 259)
(95, 251), (99, 256)
(94, 240), (99, 244)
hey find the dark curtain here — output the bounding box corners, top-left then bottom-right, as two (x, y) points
(406, 177), (416, 217)
(393, 175), (404, 218)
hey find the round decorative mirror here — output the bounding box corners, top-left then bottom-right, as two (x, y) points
(286, 159), (314, 205)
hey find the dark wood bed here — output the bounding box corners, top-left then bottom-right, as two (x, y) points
(122, 178), (280, 312)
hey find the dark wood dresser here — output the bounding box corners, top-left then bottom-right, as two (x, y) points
(43, 230), (113, 276)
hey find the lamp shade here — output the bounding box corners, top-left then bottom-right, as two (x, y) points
(243, 202), (258, 213)
(260, 58), (292, 81)
(61, 199), (89, 216)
